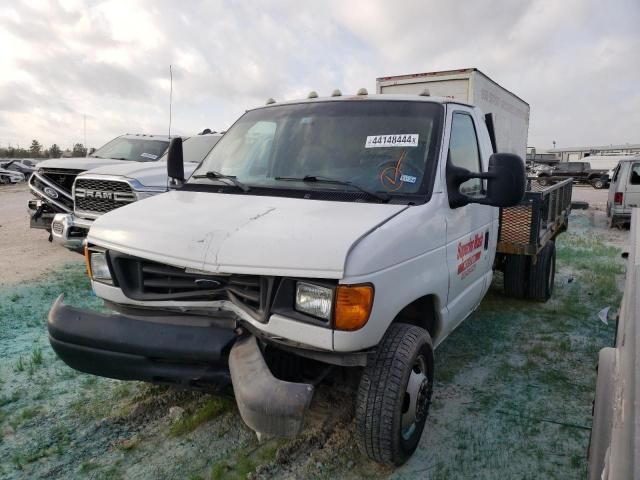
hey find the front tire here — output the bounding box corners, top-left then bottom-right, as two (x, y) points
(591, 178), (605, 189)
(355, 323), (434, 466)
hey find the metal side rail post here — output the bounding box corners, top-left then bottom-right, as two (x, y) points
(588, 208), (640, 479)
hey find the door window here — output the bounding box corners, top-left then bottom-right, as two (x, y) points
(448, 113), (482, 195)
(630, 163), (640, 185)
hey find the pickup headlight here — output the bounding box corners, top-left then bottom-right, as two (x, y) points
(84, 247), (112, 284)
(295, 282), (333, 320)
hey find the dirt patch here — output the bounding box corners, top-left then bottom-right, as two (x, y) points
(0, 183), (80, 286)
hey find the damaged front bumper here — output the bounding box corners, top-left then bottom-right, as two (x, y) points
(47, 295), (316, 436)
(50, 213), (92, 252)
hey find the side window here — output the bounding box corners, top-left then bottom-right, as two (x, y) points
(449, 113), (482, 195)
(630, 163), (640, 185)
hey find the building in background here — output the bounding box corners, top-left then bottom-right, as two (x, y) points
(546, 144), (640, 161)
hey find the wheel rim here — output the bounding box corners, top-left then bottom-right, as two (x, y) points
(400, 355), (431, 440)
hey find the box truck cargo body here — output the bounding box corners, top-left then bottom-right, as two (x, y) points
(376, 68), (530, 160)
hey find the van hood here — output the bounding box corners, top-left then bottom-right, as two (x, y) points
(37, 157), (152, 172)
(89, 191), (407, 278)
(79, 162), (199, 188)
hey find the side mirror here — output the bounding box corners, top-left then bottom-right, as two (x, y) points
(88, 147), (96, 155)
(447, 153), (525, 208)
(167, 137), (184, 183)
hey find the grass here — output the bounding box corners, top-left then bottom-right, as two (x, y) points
(169, 396), (234, 437)
(403, 226), (623, 479)
(210, 439), (284, 480)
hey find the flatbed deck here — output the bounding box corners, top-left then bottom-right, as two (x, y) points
(497, 178), (572, 257)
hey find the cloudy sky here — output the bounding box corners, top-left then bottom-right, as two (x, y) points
(0, 0), (638, 151)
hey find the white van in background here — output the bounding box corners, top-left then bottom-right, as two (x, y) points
(607, 156), (640, 227)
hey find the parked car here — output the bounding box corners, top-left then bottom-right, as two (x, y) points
(606, 156), (640, 227)
(1, 160), (36, 179)
(0, 168), (25, 184)
(50, 133), (223, 251)
(28, 134), (171, 233)
(47, 69), (568, 466)
(538, 161), (609, 188)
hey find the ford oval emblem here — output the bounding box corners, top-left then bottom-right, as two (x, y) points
(43, 187), (59, 199)
(195, 279), (221, 288)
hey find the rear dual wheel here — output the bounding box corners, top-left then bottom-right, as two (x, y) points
(503, 241), (556, 302)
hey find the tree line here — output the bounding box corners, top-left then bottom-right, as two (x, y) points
(0, 140), (89, 159)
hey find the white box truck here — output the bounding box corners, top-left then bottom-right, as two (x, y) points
(47, 71), (570, 466)
(377, 68), (530, 160)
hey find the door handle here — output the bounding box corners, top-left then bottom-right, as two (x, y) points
(484, 231), (489, 250)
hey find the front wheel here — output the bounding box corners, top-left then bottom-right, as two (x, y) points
(355, 323), (434, 466)
(591, 178), (605, 189)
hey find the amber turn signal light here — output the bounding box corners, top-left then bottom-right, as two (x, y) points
(84, 245), (92, 279)
(334, 284), (374, 331)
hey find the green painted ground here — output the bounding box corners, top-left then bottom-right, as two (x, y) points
(0, 211), (623, 479)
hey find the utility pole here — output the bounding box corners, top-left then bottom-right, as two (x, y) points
(83, 114), (87, 148)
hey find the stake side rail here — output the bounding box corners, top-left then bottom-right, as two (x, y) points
(497, 178), (572, 257)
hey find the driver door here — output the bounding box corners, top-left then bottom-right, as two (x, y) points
(442, 107), (494, 337)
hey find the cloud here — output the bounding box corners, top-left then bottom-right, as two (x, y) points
(0, 0), (637, 151)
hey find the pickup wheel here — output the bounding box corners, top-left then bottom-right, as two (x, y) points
(503, 254), (530, 298)
(355, 323), (434, 466)
(591, 178), (606, 189)
(527, 241), (556, 302)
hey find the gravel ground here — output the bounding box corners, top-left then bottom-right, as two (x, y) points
(0, 181), (629, 479)
(0, 183), (80, 286)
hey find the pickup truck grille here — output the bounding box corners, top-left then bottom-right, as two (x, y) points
(30, 171), (74, 210)
(74, 178), (136, 215)
(109, 254), (272, 320)
(41, 168), (78, 193)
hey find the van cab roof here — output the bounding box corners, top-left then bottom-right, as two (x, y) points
(250, 93), (474, 112)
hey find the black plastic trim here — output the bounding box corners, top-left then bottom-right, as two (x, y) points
(47, 295), (237, 384)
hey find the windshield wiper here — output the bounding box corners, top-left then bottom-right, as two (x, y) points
(275, 175), (390, 202)
(193, 170), (250, 192)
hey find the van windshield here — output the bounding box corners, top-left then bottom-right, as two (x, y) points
(190, 100), (443, 202)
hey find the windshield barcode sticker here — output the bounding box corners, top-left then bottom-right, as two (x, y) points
(365, 134), (419, 148)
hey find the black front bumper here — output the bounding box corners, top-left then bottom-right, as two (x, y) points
(48, 295), (237, 388)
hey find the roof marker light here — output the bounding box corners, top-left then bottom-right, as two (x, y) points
(331, 89), (342, 97)
(265, 98), (276, 105)
(357, 88), (368, 96)
(419, 88), (431, 96)
(307, 91), (318, 99)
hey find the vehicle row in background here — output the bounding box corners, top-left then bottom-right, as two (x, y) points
(537, 161), (609, 188)
(1, 159), (35, 180)
(0, 166), (25, 184)
(27, 134), (171, 233)
(50, 133), (222, 251)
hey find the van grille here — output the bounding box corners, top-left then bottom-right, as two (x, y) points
(108, 254), (273, 321)
(74, 178), (136, 215)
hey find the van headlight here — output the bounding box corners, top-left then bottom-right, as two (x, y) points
(295, 282), (333, 320)
(84, 247), (112, 284)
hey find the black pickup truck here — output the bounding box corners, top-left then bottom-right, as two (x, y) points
(537, 161), (609, 189)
